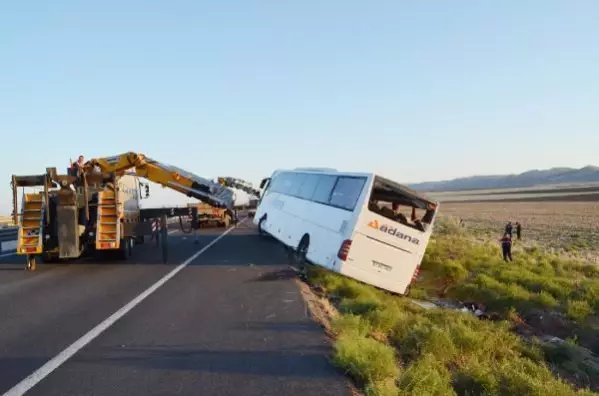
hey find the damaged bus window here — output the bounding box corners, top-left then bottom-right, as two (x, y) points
(367, 176), (437, 232)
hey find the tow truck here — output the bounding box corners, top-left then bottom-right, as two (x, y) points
(10, 152), (240, 270)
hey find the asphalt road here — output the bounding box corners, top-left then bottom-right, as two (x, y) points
(0, 219), (351, 396)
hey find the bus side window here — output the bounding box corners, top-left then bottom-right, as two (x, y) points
(297, 174), (320, 200)
(311, 175), (337, 204)
(289, 173), (307, 196)
(279, 173), (296, 194)
(329, 177), (366, 210)
(268, 173), (286, 193)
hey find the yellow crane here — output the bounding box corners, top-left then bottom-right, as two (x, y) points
(11, 152), (237, 270)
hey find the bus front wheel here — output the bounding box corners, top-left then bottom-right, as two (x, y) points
(258, 215), (268, 237)
(292, 235), (310, 277)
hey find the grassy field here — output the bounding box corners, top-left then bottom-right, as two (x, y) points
(301, 183), (599, 395)
(427, 182), (599, 262)
(437, 201), (599, 262)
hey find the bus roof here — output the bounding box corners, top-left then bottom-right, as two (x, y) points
(270, 168), (437, 207)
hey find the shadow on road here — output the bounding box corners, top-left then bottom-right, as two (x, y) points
(76, 345), (338, 378)
(253, 268), (297, 281)
(237, 321), (324, 333)
(191, 232), (291, 268)
(0, 266), (26, 271)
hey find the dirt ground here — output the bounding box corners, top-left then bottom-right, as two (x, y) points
(438, 201), (599, 262)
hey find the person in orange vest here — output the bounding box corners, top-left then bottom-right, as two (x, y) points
(499, 233), (513, 262)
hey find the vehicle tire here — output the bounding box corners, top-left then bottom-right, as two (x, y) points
(258, 215), (268, 237)
(294, 234), (310, 267)
(127, 237), (133, 257)
(41, 252), (60, 263)
(116, 238), (130, 260)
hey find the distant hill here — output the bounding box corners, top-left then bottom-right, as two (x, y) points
(408, 166), (599, 192)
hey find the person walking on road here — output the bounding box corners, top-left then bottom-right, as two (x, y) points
(500, 233), (513, 262)
(515, 222), (522, 240)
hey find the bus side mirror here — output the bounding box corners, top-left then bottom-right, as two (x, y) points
(259, 178), (269, 189)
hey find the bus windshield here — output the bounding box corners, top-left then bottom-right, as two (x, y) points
(367, 176), (437, 233)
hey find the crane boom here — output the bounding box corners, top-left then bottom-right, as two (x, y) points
(85, 152), (235, 210)
(217, 177), (261, 198)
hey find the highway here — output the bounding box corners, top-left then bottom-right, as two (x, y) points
(0, 219), (351, 396)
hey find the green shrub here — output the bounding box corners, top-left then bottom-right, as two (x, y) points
(331, 314), (371, 338)
(398, 353), (456, 395)
(332, 334), (400, 396)
(566, 300), (593, 322)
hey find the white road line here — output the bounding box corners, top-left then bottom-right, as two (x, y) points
(0, 251), (17, 258)
(2, 218), (246, 396)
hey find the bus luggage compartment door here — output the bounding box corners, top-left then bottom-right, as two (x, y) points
(340, 232), (416, 295)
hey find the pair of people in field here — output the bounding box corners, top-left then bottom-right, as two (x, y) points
(504, 221), (522, 240)
(499, 221), (523, 262)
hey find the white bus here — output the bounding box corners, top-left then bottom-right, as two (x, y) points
(253, 168), (439, 295)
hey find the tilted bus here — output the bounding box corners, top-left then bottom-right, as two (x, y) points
(253, 168), (439, 295)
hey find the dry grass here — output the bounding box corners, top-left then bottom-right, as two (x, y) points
(438, 201), (599, 263)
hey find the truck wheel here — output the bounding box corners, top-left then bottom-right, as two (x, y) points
(41, 252), (60, 263)
(127, 238), (133, 257)
(117, 238), (131, 260)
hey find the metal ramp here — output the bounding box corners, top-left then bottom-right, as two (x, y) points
(17, 192), (45, 256)
(96, 185), (121, 250)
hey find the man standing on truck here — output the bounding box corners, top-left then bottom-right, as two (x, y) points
(69, 155), (85, 176)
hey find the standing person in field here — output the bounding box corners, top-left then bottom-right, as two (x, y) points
(515, 222), (522, 240)
(499, 233), (513, 262)
(505, 221), (513, 238)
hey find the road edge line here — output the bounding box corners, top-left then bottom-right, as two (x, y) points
(2, 218), (246, 396)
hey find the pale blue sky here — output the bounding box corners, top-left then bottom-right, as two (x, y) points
(1, 1), (598, 214)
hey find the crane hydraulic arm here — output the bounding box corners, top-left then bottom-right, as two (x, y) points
(216, 177), (261, 198)
(85, 152), (235, 210)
